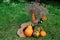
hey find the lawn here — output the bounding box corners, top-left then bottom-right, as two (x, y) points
(0, 1), (60, 40)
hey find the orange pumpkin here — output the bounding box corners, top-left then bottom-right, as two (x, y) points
(42, 16), (47, 21)
(40, 31), (46, 37)
(24, 24), (33, 37)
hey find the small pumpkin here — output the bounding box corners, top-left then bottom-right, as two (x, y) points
(42, 16), (47, 21)
(33, 31), (40, 37)
(40, 31), (46, 37)
(33, 26), (40, 37)
(24, 24), (33, 37)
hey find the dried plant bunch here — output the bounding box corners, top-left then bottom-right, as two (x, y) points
(28, 2), (48, 21)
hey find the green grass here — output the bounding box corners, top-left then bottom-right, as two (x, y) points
(0, 2), (60, 40)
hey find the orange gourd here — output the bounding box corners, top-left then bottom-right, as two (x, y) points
(40, 31), (46, 37)
(24, 24), (33, 37)
(42, 16), (47, 21)
(32, 13), (36, 21)
(32, 13), (38, 26)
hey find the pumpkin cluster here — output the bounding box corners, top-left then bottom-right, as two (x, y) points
(24, 24), (47, 37)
